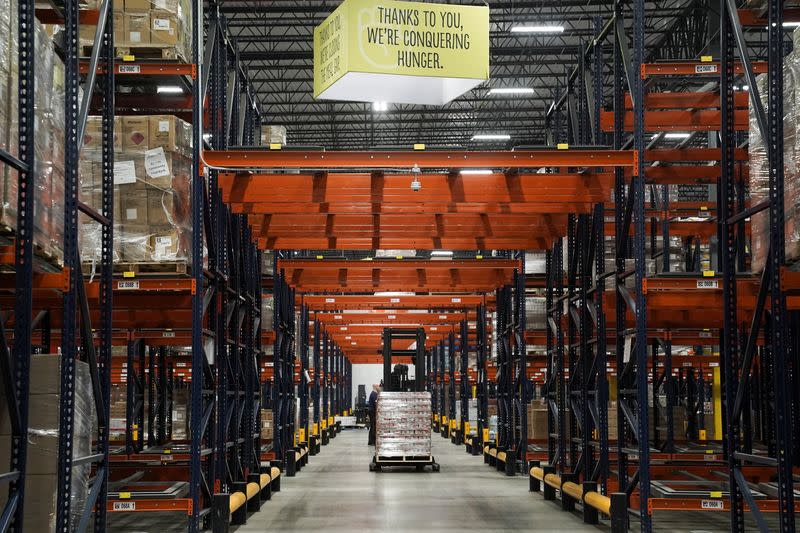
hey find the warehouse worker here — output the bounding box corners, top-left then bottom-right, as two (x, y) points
(367, 383), (380, 445)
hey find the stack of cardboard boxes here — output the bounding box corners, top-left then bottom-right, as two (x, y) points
(79, 0), (192, 61)
(260, 409), (274, 441)
(0, 0), (67, 265)
(526, 403), (548, 440)
(0, 356), (93, 531)
(80, 114), (193, 266)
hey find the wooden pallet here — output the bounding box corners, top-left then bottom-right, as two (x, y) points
(81, 44), (187, 62)
(82, 260), (190, 276)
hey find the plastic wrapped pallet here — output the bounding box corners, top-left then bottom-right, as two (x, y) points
(0, 1), (67, 266)
(375, 391), (432, 458)
(749, 53), (800, 272)
(525, 296), (546, 330)
(0, 356), (93, 531)
(76, 0), (192, 61)
(79, 114), (193, 268)
(261, 125), (287, 147)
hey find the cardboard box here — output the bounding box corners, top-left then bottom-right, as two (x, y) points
(120, 190), (148, 225)
(0, 474), (57, 532)
(79, 13), (124, 45)
(82, 115), (123, 152)
(148, 115), (190, 154)
(120, 224), (151, 262)
(123, 12), (150, 45)
(150, 228), (180, 261)
(124, 0), (151, 11)
(150, 11), (179, 46)
(121, 116), (149, 151)
(153, 0), (179, 12)
(147, 189), (174, 226)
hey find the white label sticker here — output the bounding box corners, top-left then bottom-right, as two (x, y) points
(129, 31), (141, 43)
(160, 454), (173, 461)
(113, 501), (136, 511)
(155, 0), (166, 8)
(118, 65), (141, 74)
(701, 499), (724, 510)
(699, 331), (712, 338)
(158, 120), (170, 132)
(696, 280), (719, 289)
(325, 298), (335, 303)
(162, 331), (176, 338)
(695, 64), (718, 74)
(117, 280), (140, 290)
(153, 18), (170, 30)
(144, 147), (170, 178)
(704, 454), (717, 461)
(390, 297), (400, 303)
(451, 297), (461, 303)
(113, 160), (137, 185)
(176, 362), (187, 367)
(126, 208), (138, 220)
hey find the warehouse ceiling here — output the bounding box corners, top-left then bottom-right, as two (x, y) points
(221, 0), (710, 149)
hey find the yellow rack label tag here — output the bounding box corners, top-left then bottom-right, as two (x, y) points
(413, 143), (425, 150)
(269, 143), (282, 150)
(119, 492), (131, 499)
(557, 143), (569, 150)
(123, 271), (135, 278)
(709, 491), (723, 498)
(122, 54), (135, 61)
(700, 55), (713, 62)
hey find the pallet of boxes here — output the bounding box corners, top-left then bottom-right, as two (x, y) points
(79, 0), (192, 61)
(80, 114), (193, 274)
(370, 391), (439, 472)
(0, 0), (67, 268)
(0, 356), (95, 530)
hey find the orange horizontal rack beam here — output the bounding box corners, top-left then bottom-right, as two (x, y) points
(258, 236), (552, 250)
(204, 149), (635, 169)
(302, 294), (488, 311)
(601, 109), (748, 132)
(313, 310), (475, 324)
(279, 259), (519, 293)
(640, 61), (767, 77)
(79, 61), (196, 77)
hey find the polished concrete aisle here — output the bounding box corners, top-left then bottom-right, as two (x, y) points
(240, 428), (600, 532)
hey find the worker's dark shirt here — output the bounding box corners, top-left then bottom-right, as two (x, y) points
(368, 391), (378, 412)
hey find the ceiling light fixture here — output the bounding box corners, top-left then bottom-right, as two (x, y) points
(489, 87), (535, 95)
(372, 101), (388, 112)
(460, 169), (493, 175)
(511, 25), (564, 33)
(663, 132), (691, 139)
(472, 134), (511, 141)
(431, 250), (454, 256)
(157, 85), (184, 94)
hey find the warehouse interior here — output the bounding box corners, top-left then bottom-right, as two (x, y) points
(1, 0), (800, 531)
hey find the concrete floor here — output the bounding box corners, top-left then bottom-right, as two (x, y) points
(109, 429), (780, 532)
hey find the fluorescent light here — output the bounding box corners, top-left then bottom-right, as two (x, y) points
(157, 85), (183, 94)
(664, 132), (691, 139)
(350, 341), (357, 345)
(472, 134), (510, 141)
(431, 250), (454, 256)
(784, 21), (800, 27)
(511, 25), (564, 33)
(374, 291), (414, 296)
(460, 169), (493, 175)
(489, 87), (534, 95)
(372, 101), (388, 112)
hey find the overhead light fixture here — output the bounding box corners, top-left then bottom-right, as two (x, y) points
(157, 85), (184, 94)
(472, 134), (510, 141)
(345, 336), (352, 340)
(784, 21), (800, 27)
(431, 250), (454, 256)
(460, 169), (493, 175)
(664, 132), (691, 139)
(511, 25), (564, 33)
(372, 101), (388, 112)
(374, 291), (414, 296)
(351, 341), (357, 345)
(489, 87), (534, 95)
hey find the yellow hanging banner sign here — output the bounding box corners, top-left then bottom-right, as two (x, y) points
(313, 0), (489, 105)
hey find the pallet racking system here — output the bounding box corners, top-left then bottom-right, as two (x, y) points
(527, 1), (800, 532)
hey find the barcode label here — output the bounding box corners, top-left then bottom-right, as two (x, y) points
(701, 499), (724, 510)
(390, 298), (400, 303)
(451, 297), (461, 303)
(117, 281), (140, 290)
(704, 454), (717, 461)
(696, 280), (719, 289)
(162, 331), (176, 338)
(695, 65), (718, 74)
(160, 454), (173, 461)
(325, 298), (335, 303)
(699, 331), (712, 338)
(113, 501), (136, 511)
(118, 65), (141, 74)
